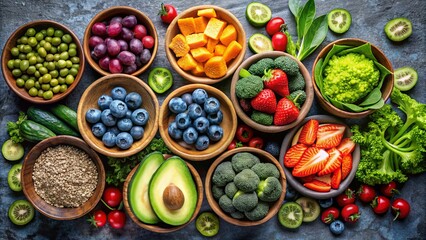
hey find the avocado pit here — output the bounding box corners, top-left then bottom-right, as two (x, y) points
(163, 183), (185, 210)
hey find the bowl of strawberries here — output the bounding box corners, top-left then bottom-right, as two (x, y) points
(279, 115), (360, 199)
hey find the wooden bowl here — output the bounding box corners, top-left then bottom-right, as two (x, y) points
(165, 5), (246, 84)
(83, 6), (158, 76)
(77, 74), (159, 158)
(123, 156), (203, 233)
(1, 20), (85, 104)
(159, 84), (237, 161)
(21, 136), (105, 220)
(205, 147), (286, 226)
(279, 115), (360, 199)
(312, 38), (394, 118)
(230, 51), (314, 133)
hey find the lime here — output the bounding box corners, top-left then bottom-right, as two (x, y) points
(245, 2), (272, 28)
(148, 67), (173, 94)
(2, 139), (24, 161)
(248, 33), (273, 54)
(195, 212), (219, 237)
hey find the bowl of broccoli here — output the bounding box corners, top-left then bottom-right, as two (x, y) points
(205, 147), (286, 226)
(230, 51), (314, 133)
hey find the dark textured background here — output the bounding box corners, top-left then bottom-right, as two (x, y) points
(1, 0), (425, 239)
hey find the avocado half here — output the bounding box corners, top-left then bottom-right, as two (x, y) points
(149, 156), (198, 226)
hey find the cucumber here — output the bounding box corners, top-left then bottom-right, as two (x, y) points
(20, 120), (56, 142)
(27, 106), (79, 136)
(50, 104), (78, 131)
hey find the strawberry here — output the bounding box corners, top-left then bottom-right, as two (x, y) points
(341, 154), (353, 180)
(301, 174), (332, 185)
(304, 180), (331, 192)
(284, 143), (308, 167)
(263, 69), (289, 97)
(298, 119), (319, 145)
(274, 98), (299, 126)
(315, 124), (345, 148)
(250, 89), (277, 114)
(292, 147), (329, 177)
(318, 148), (342, 176)
(331, 168), (342, 189)
(337, 138), (356, 156)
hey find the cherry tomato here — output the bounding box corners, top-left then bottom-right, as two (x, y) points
(371, 196), (390, 215)
(357, 184), (376, 203)
(321, 207), (340, 224)
(248, 137), (264, 149)
(159, 3), (178, 24)
(108, 210), (126, 229)
(236, 124), (254, 143)
(227, 139), (242, 150)
(391, 198), (410, 220)
(142, 36), (155, 49)
(133, 24), (147, 39)
(380, 181), (399, 197)
(103, 187), (123, 208)
(336, 188), (356, 207)
(271, 32), (288, 51)
(341, 204), (360, 223)
(266, 17), (285, 36)
(88, 210), (107, 228)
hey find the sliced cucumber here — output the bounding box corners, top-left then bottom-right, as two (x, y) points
(278, 202), (303, 229)
(245, 2), (272, 28)
(2, 139), (24, 161)
(296, 197), (320, 222)
(8, 163), (23, 191)
(248, 33), (273, 54)
(384, 17), (412, 42)
(394, 66), (418, 91)
(196, 212), (219, 237)
(327, 8), (352, 34)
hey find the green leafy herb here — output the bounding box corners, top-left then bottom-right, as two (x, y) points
(7, 112), (27, 143)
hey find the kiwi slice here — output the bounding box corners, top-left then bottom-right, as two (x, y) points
(328, 8), (352, 34)
(384, 17), (412, 42)
(8, 163), (23, 192)
(394, 66), (418, 91)
(295, 197), (320, 222)
(195, 212), (219, 237)
(8, 199), (35, 226)
(278, 202), (303, 229)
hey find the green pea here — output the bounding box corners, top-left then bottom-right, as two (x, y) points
(21, 74), (29, 81)
(65, 75), (74, 85)
(43, 90), (53, 100)
(18, 53), (26, 60)
(58, 43), (68, 52)
(35, 32), (44, 41)
(50, 46), (58, 54)
(59, 68), (69, 77)
(29, 87), (38, 97)
(37, 89), (44, 97)
(20, 36), (28, 44)
(70, 56), (79, 64)
(40, 29), (47, 36)
(36, 55), (44, 63)
(62, 34), (72, 43)
(13, 59), (21, 68)
(28, 37), (38, 47)
(11, 47), (20, 56)
(60, 52), (69, 60)
(7, 60), (15, 69)
(42, 74), (51, 83)
(46, 62), (55, 71)
(52, 37), (61, 46)
(52, 85), (61, 93)
(69, 43), (77, 49)
(34, 71), (41, 78)
(35, 63), (42, 69)
(28, 56), (37, 65)
(66, 60), (73, 68)
(25, 28), (36, 37)
(45, 54), (54, 62)
(43, 42), (52, 51)
(50, 70), (59, 78)
(12, 69), (22, 77)
(54, 29), (64, 38)
(54, 54), (61, 62)
(58, 77), (65, 84)
(19, 60), (29, 71)
(35, 81), (41, 89)
(50, 78), (59, 86)
(26, 66), (36, 75)
(41, 84), (50, 91)
(26, 52), (35, 59)
(23, 45), (33, 54)
(38, 47), (47, 57)
(25, 79), (35, 90)
(57, 59), (66, 69)
(46, 27), (55, 37)
(18, 44), (25, 53)
(39, 40), (46, 46)
(45, 36), (52, 43)
(60, 84), (68, 93)
(69, 68), (78, 77)
(68, 48), (77, 57)
(16, 78), (25, 87)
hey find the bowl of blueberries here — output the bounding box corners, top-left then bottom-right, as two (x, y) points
(159, 84), (237, 161)
(77, 74), (159, 158)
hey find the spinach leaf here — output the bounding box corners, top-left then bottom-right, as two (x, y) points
(289, 0), (303, 21)
(297, 0), (316, 42)
(297, 14), (328, 61)
(359, 88), (382, 107)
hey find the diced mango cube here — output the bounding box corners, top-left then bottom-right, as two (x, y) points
(191, 62), (205, 76)
(177, 17), (196, 36)
(223, 40), (242, 62)
(194, 16), (209, 33)
(204, 18), (227, 40)
(197, 8), (217, 18)
(168, 34), (190, 57)
(177, 53), (198, 71)
(214, 44), (227, 56)
(186, 33), (208, 49)
(190, 47), (213, 63)
(219, 24), (237, 46)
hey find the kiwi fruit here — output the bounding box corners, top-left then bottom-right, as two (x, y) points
(278, 202), (303, 229)
(8, 163), (22, 192)
(327, 8), (352, 34)
(295, 197), (320, 222)
(394, 66), (418, 91)
(8, 199), (35, 226)
(195, 212), (219, 237)
(384, 17), (412, 42)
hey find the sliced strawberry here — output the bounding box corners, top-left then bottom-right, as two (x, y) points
(304, 180), (331, 192)
(300, 174), (315, 183)
(337, 138), (356, 156)
(314, 174), (331, 185)
(318, 148), (342, 176)
(284, 143), (308, 168)
(298, 119), (319, 145)
(292, 147), (329, 177)
(341, 154), (353, 180)
(331, 168), (342, 189)
(315, 124), (345, 149)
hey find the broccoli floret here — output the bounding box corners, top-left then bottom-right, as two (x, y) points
(274, 56), (299, 76)
(235, 75), (264, 99)
(257, 177), (282, 202)
(212, 184), (225, 200)
(251, 162), (280, 180)
(251, 111), (273, 126)
(232, 190), (258, 212)
(287, 90), (307, 109)
(225, 182), (238, 199)
(234, 169), (260, 192)
(219, 195), (236, 213)
(212, 161), (235, 187)
(230, 211), (245, 219)
(248, 58), (275, 76)
(231, 152), (260, 172)
(244, 202), (270, 221)
(288, 72), (306, 92)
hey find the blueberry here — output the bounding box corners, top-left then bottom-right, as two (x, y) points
(207, 110), (223, 125)
(109, 100), (128, 118)
(264, 141), (280, 158)
(207, 125), (223, 141)
(319, 198), (334, 209)
(195, 135), (210, 151)
(330, 220), (345, 235)
(285, 185), (299, 201)
(116, 132), (134, 149)
(100, 109), (117, 127)
(187, 103), (204, 120)
(91, 122), (107, 138)
(181, 93), (193, 105)
(168, 122), (183, 140)
(125, 110), (132, 119)
(98, 94), (113, 110)
(125, 92), (142, 110)
(204, 97), (220, 114)
(192, 88), (208, 105)
(193, 117), (210, 133)
(111, 86), (127, 100)
(117, 118), (133, 132)
(168, 97), (187, 114)
(130, 126), (144, 140)
(131, 108), (149, 125)
(102, 132), (116, 147)
(183, 127), (198, 145)
(107, 126), (120, 135)
(175, 113), (191, 130)
(85, 108), (101, 123)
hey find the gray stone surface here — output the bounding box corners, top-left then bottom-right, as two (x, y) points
(0, 0), (425, 239)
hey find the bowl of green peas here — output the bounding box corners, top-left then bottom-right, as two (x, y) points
(2, 20), (85, 104)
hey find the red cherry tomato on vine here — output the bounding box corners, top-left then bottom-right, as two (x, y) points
(88, 210), (107, 228)
(108, 210), (126, 229)
(357, 184), (376, 203)
(341, 204), (360, 223)
(266, 17), (285, 36)
(371, 196), (390, 215)
(321, 207), (340, 224)
(336, 188), (356, 207)
(228, 139), (242, 150)
(236, 124), (254, 143)
(248, 137), (264, 149)
(391, 198), (410, 220)
(103, 187), (123, 208)
(380, 181), (399, 197)
(272, 32), (288, 51)
(159, 3), (178, 24)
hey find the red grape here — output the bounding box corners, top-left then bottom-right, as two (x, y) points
(129, 38), (143, 55)
(117, 51), (136, 66)
(122, 15), (137, 28)
(107, 22), (122, 37)
(92, 22), (107, 36)
(133, 24), (147, 39)
(89, 36), (104, 49)
(109, 58), (123, 73)
(107, 39), (121, 56)
(99, 56), (110, 70)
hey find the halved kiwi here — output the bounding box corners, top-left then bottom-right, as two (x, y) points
(8, 163), (23, 192)
(295, 197), (320, 222)
(278, 202), (303, 229)
(2, 139), (24, 161)
(8, 199), (35, 226)
(327, 8), (352, 34)
(195, 212), (219, 237)
(394, 66), (418, 91)
(384, 17), (412, 42)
